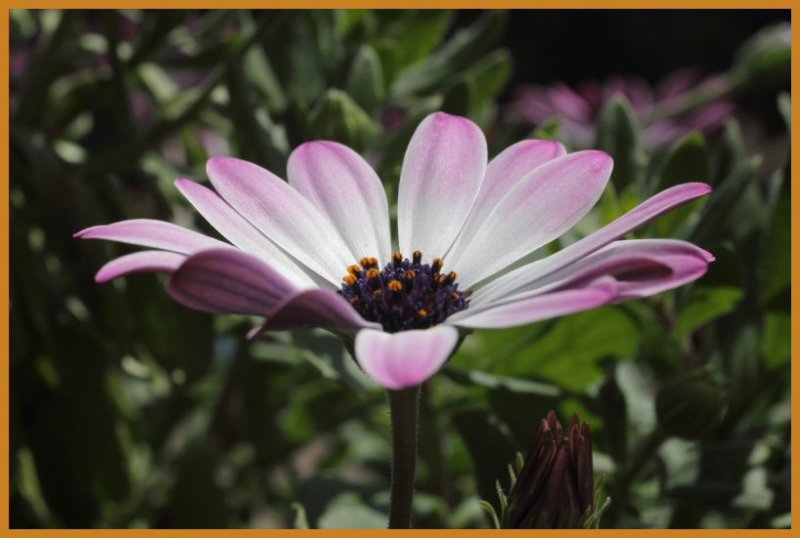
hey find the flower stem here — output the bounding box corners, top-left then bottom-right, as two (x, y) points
(387, 386), (420, 529)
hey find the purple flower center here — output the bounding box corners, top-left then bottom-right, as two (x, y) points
(338, 251), (470, 333)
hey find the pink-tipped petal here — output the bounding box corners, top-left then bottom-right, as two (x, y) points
(257, 288), (380, 334)
(449, 150), (613, 289)
(445, 139), (566, 260)
(474, 240), (711, 312)
(175, 178), (316, 289)
(288, 141), (392, 263)
(206, 157), (354, 285)
(446, 277), (617, 329)
(397, 112), (487, 259)
(75, 219), (228, 254)
(95, 250), (185, 283)
(472, 182), (712, 306)
(354, 326), (460, 390)
(166, 248), (296, 316)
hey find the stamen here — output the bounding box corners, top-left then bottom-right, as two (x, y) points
(366, 268), (381, 289)
(338, 252), (470, 333)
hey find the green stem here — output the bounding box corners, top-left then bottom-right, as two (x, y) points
(387, 386), (420, 529)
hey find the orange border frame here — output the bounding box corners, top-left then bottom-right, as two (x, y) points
(2, 4), (796, 537)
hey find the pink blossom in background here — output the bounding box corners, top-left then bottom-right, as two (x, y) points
(509, 70), (734, 150)
(77, 112), (713, 391)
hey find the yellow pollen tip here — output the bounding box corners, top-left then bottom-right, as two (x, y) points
(388, 280), (403, 292)
(403, 270), (415, 280)
(393, 251), (403, 262)
(448, 271), (458, 281)
(373, 289), (382, 298)
(359, 257), (369, 267)
(347, 264), (361, 276)
(413, 250), (423, 263)
(435, 273), (445, 284)
(432, 258), (444, 271)
(450, 292), (460, 301)
(366, 268), (380, 280)
(343, 274), (357, 286)
(417, 308), (428, 318)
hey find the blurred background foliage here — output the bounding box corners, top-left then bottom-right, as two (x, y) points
(10, 9), (791, 529)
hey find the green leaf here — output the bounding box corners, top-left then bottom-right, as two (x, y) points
(317, 493), (387, 529)
(470, 307), (639, 392)
(345, 45), (385, 116)
(292, 502), (310, 529)
(307, 89), (378, 151)
(673, 286), (743, 341)
(777, 92), (791, 131)
(441, 76), (476, 117)
(657, 132), (711, 190)
(453, 410), (518, 512)
(761, 176), (790, 302)
(762, 312), (791, 370)
(262, 13), (332, 102)
(241, 43), (287, 114)
(711, 120), (746, 187)
(688, 156), (759, 245)
(531, 117), (562, 141)
(372, 11), (452, 86)
(596, 374), (628, 463)
(442, 366), (562, 397)
(391, 11), (506, 97)
(225, 57), (289, 172)
(471, 49), (513, 106)
(594, 96), (647, 190)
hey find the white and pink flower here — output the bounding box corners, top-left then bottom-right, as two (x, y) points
(77, 112), (713, 390)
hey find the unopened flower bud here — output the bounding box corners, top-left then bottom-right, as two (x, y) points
(655, 369), (727, 440)
(506, 411), (595, 529)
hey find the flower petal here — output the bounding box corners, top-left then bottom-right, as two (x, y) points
(354, 326), (460, 390)
(288, 141), (392, 263)
(448, 150), (613, 289)
(95, 250), (185, 282)
(542, 239), (713, 302)
(472, 182), (712, 306)
(75, 219), (228, 253)
(249, 288), (380, 337)
(444, 139), (566, 259)
(446, 278), (617, 329)
(471, 240), (711, 316)
(206, 157), (354, 285)
(397, 112), (487, 259)
(175, 178), (316, 288)
(166, 248), (296, 316)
